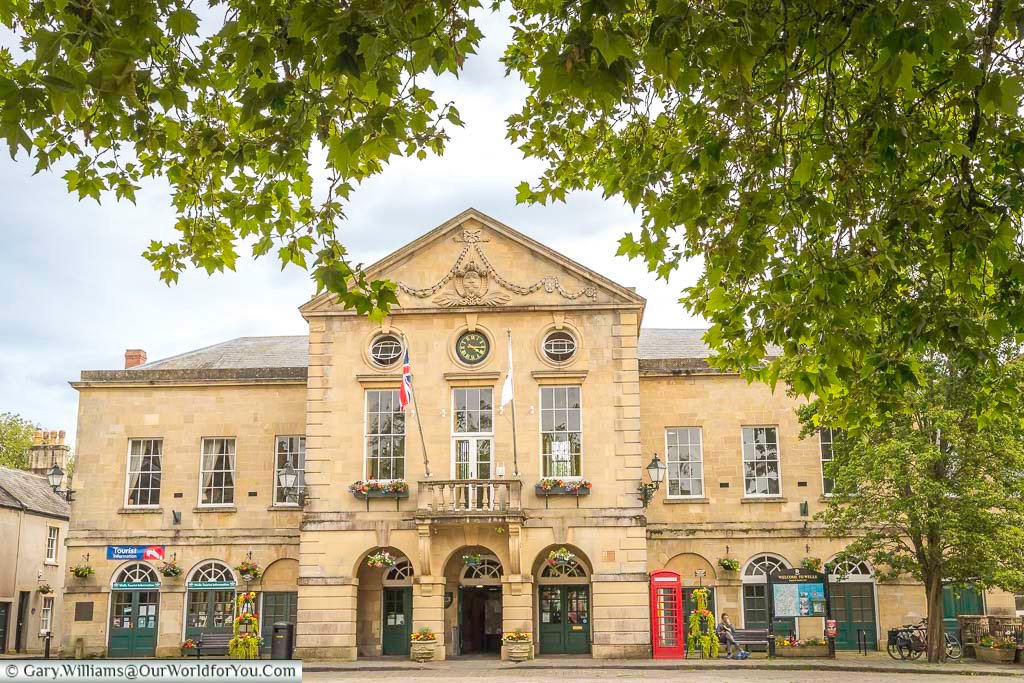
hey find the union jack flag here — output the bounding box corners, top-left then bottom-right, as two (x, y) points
(399, 348), (412, 411)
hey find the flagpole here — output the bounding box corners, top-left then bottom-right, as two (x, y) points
(403, 335), (431, 478)
(507, 329), (520, 478)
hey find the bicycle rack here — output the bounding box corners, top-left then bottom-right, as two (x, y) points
(857, 628), (868, 655)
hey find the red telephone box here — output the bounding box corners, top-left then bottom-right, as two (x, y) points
(650, 570), (685, 659)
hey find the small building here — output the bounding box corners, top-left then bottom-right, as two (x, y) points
(0, 431), (71, 654)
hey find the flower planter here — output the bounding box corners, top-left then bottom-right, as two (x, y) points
(353, 489), (409, 499)
(775, 645), (829, 658)
(410, 640), (438, 662)
(535, 485), (590, 496)
(977, 646), (1016, 664)
(504, 641), (533, 662)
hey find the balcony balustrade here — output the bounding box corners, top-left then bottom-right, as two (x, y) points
(415, 479), (523, 522)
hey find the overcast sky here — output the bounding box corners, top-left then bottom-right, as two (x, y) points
(0, 9), (704, 444)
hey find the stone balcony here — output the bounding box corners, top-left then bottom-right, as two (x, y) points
(414, 479), (524, 523)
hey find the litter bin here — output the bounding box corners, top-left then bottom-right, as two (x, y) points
(271, 622), (295, 660)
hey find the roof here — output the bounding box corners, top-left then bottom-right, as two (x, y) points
(0, 467), (71, 519)
(77, 329), (744, 385)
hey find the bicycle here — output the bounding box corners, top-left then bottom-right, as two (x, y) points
(887, 620), (962, 661)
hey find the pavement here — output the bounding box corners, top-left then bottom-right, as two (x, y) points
(303, 651), (1024, 680)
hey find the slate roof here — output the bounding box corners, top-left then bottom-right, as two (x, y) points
(0, 467), (71, 519)
(78, 329), (756, 383)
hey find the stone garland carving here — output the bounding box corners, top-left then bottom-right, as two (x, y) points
(396, 229), (598, 307)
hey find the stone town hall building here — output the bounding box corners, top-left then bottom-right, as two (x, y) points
(61, 209), (1014, 660)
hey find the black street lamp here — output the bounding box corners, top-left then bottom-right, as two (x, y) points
(47, 463), (74, 502)
(638, 453), (667, 507)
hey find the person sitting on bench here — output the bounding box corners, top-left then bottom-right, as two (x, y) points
(717, 613), (746, 659)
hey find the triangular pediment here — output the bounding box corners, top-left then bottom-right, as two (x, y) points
(301, 208), (645, 316)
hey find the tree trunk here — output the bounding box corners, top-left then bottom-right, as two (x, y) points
(925, 572), (945, 663)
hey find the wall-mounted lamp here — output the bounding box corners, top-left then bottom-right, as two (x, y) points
(638, 453), (667, 507)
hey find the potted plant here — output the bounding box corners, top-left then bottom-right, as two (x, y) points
(410, 627), (438, 662)
(160, 560), (183, 578)
(977, 634), (1017, 664)
(774, 635), (829, 657)
(546, 547), (575, 567)
(800, 557), (823, 572)
(462, 553), (483, 567)
(235, 560), (262, 582)
(366, 551), (396, 568)
(180, 639), (197, 656)
(717, 558), (740, 573)
(37, 583), (52, 595)
(70, 562), (94, 579)
(535, 478), (592, 496)
(503, 629), (532, 662)
(349, 479), (410, 499)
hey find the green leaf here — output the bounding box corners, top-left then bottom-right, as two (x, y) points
(167, 9), (200, 36)
(591, 29), (633, 66)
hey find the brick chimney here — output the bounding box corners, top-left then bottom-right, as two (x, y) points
(124, 349), (147, 369)
(27, 429), (71, 476)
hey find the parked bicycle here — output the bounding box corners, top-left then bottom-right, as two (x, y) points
(887, 619), (962, 661)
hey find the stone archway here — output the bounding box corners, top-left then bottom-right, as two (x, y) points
(355, 547), (414, 657)
(259, 559), (299, 654)
(442, 546), (503, 657)
(533, 545), (592, 656)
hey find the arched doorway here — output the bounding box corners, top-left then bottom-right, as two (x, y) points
(536, 552), (591, 655)
(827, 559), (877, 650)
(741, 554), (796, 637)
(109, 563), (160, 657)
(185, 561), (237, 641)
(457, 555), (503, 655)
(665, 553), (717, 651)
(259, 559), (299, 653)
(355, 548), (414, 657)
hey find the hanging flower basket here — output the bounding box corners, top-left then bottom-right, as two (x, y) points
(37, 583), (53, 595)
(800, 557), (823, 572)
(160, 560), (183, 578)
(546, 547), (575, 567)
(366, 551), (396, 568)
(349, 479), (410, 499)
(71, 563), (94, 579)
(235, 560), (262, 582)
(535, 478), (591, 496)
(717, 557), (740, 572)
(463, 553), (483, 567)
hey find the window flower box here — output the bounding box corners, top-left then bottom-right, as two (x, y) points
(349, 480), (410, 499)
(977, 636), (1017, 664)
(535, 478), (591, 496)
(775, 636), (828, 657)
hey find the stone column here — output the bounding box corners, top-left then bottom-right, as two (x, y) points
(591, 572), (651, 659)
(412, 575), (447, 660)
(156, 587), (185, 657)
(500, 574), (534, 660)
(294, 578), (358, 661)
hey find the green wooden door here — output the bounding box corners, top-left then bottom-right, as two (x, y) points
(381, 588), (411, 655)
(260, 592), (298, 654)
(829, 583), (876, 650)
(108, 591), (158, 657)
(943, 585), (983, 635)
(539, 586), (590, 654)
(185, 590), (235, 640)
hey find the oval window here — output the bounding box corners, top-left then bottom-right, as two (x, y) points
(369, 335), (404, 367)
(543, 331), (577, 362)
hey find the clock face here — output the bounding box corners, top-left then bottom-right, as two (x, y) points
(456, 332), (490, 365)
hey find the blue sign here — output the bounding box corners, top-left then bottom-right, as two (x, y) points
(106, 545), (165, 561)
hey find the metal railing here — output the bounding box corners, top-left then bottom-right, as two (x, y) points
(416, 479), (522, 516)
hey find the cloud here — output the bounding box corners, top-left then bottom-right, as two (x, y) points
(0, 7), (704, 445)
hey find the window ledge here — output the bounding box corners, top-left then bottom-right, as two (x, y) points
(267, 505), (302, 511)
(119, 507), (163, 515)
(740, 497), (788, 504)
(663, 497), (710, 505)
(192, 506), (237, 513)
(43, 561), (58, 567)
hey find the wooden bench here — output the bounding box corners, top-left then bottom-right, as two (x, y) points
(185, 633), (232, 658)
(728, 628), (771, 652)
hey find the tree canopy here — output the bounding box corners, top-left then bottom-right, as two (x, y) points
(4, 1), (1024, 420)
(800, 357), (1024, 660)
(0, 412), (37, 469)
(504, 0), (1024, 424)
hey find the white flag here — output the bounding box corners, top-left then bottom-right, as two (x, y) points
(500, 332), (514, 408)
